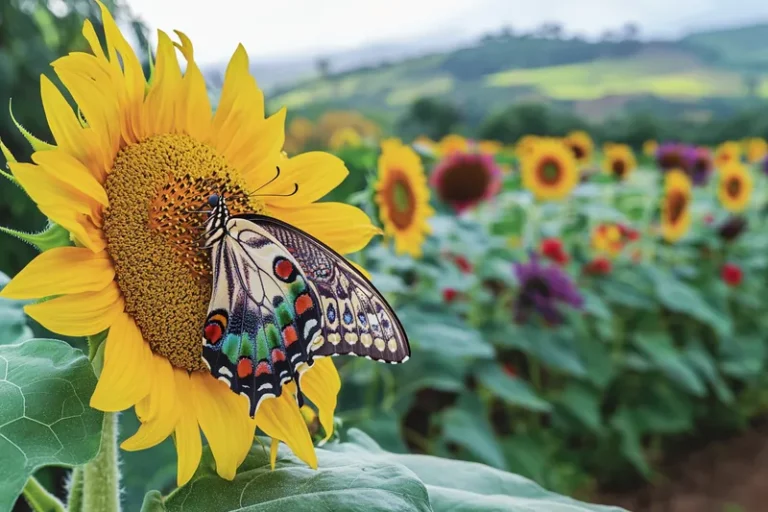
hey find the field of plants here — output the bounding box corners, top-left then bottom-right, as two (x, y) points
(4, 2), (768, 512)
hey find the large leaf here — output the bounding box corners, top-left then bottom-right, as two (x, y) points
(441, 396), (507, 470)
(632, 333), (706, 397)
(158, 435), (432, 512)
(0, 339), (103, 511)
(0, 272), (33, 345)
(334, 430), (628, 512)
(399, 309), (494, 360)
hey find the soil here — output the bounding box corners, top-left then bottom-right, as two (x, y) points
(593, 422), (768, 512)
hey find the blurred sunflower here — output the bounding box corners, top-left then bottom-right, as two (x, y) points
(718, 162), (753, 212)
(661, 170), (692, 242)
(521, 138), (579, 201)
(438, 134), (469, 156)
(643, 139), (658, 157)
(591, 224), (623, 257)
(745, 137), (767, 163)
(714, 141), (741, 169)
(430, 151), (502, 213)
(513, 255), (583, 326)
(656, 142), (687, 171)
(329, 126), (362, 151)
(375, 138), (433, 257)
(477, 139), (503, 156)
(602, 144), (636, 180)
(515, 135), (540, 158)
(563, 130), (594, 165)
(0, 3), (381, 486)
(683, 146), (713, 186)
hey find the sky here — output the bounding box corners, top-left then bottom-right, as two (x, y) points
(125, 0), (768, 66)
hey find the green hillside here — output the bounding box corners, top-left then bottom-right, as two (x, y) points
(269, 25), (768, 123)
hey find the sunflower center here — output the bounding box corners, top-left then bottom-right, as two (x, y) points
(660, 152), (683, 170)
(611, 159), (626, 178)
(726, 177), (742, 198)
(536, 159), (562, 185)
(569, 143), (585, 160)
(386, 172), (416, 229)
(667, 191), (687, 224)
(438, 160), (490, 204)
(103, 133), (265, 371)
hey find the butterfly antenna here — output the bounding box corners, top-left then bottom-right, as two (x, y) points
(251, 166), (283, 193)
(245, 166), (301, 198)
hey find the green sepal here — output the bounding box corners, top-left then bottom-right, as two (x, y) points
(9, 99), (56, 152)
(0, 222), (72, 252)
(0, 138), (18, 184)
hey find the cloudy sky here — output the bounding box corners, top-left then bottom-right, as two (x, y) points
(125, 0), (768, 65)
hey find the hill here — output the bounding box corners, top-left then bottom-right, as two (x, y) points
(264, 23), (768, 124)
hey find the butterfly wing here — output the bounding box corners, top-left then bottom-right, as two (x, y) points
(237, 214), (410, 364)
(202, 217), (323, 417)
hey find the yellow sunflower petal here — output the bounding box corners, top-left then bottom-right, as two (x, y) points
(190, 372), (254, 480)
(31, 150), (108, 206)
(39, 75), (101, 173)
(211, 45), (264, 143)
(348, 260), (372, 280)
(173, 370), (203, 487)
(270, 203), (381, 255)
(24, 282), (122, 336)
(0, 247), (113, 299)
(90, 312), (152, 412)
(270, 437), (280, 470)
(38, 205), (106, 253)
(256, 152), (348, 208)
(121, 355), (180, 451)
(82, 20), (105, 59)
(300, 358), (340, 442)
(255, 392), (318, 469)
(173, 31), (212, 142)
(142, 31), (182, 138)
(234, 108), (285, 181)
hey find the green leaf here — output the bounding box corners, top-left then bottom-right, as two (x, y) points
(162, 434), (432, 512)
(400, 309), (494, 360)
(554, 382), (603, 432)
(441, 395), (507, 470)
(0, 272), (33, 345)
(720, 335), (765, 380)
(683, 340), (733, 404)
(632, 333), (706, 396)
(475, 363), (551, 412)
(610, 407), (651, 478)
(336, 430), (627, 512)
(0, 339), (103, 511)
(0, 222), (71, 253)
(521, 328), (587, 378)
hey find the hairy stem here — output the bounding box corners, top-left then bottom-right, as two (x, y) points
(66, 466), (84, 512)
(22, 476), (65, 512)
(83, 412), (121, 512)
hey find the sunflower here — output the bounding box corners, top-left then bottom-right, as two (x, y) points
(0, 3), (381, 486)
(515, 135), (540, 158)
(430, 151), (502, 212)
(329, 126), (362, 150)
(437, 134), (469, 156)
(714, 141), (741, 169)
(477, 140), (503, 156)
(563, 130), (593, 165)
(718, 162), (753, 212)
(602, 144), (636, 180)
(661, 170), (693, 242)
(643, 140), (658, 157)
(375, 138), (433, 257)
(745, 137), (767, 163)
(521, 138), (579, 201)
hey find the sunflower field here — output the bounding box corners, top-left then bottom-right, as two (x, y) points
(4, 2), (768, 512)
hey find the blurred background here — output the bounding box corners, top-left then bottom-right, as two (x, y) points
(4, 1), (768, 511)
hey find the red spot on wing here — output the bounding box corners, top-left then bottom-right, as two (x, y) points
(255, 361), (271, 377)
(275, 259), (294, 280)
(271, 348), (286, 362)
(295, 294), (313, 315)
(282, 326), (298, 346)
(237, 358), (254, 378)
(204, 323), (223, 345)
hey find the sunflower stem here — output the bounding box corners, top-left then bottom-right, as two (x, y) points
(66, 466), (84, 512)
(82, 412), (121, 512)
(22, 476), (65, 512)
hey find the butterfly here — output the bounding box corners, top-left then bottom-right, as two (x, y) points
(201, 192), (410, 417)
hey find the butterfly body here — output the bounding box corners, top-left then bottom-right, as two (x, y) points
(202, 194), (409, 417)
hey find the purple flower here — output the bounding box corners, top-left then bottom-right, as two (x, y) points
(762, 156), (768, 176)
(513, 255), (583, 326)
(656, 142), (687, 171)
(684, 146), (713, 186)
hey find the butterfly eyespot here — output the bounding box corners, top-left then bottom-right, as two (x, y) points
(208, 194), (220, 207)
(255, 361), (272, 377)
(282, 325), (298, 346)
(326, 303), (337, 323)
(203, 322), (224, 345)
(274, 257), (296, 282)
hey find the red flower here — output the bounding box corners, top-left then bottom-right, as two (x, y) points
(443, 288), (458, 302)
(540, 238), (569, 265)
(619, 224), (640, 241)
(503, 363), (518, 378)
(721, 263), (742, 286)
(585, 257), (612, 275)
(454, 255), (473, 274)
